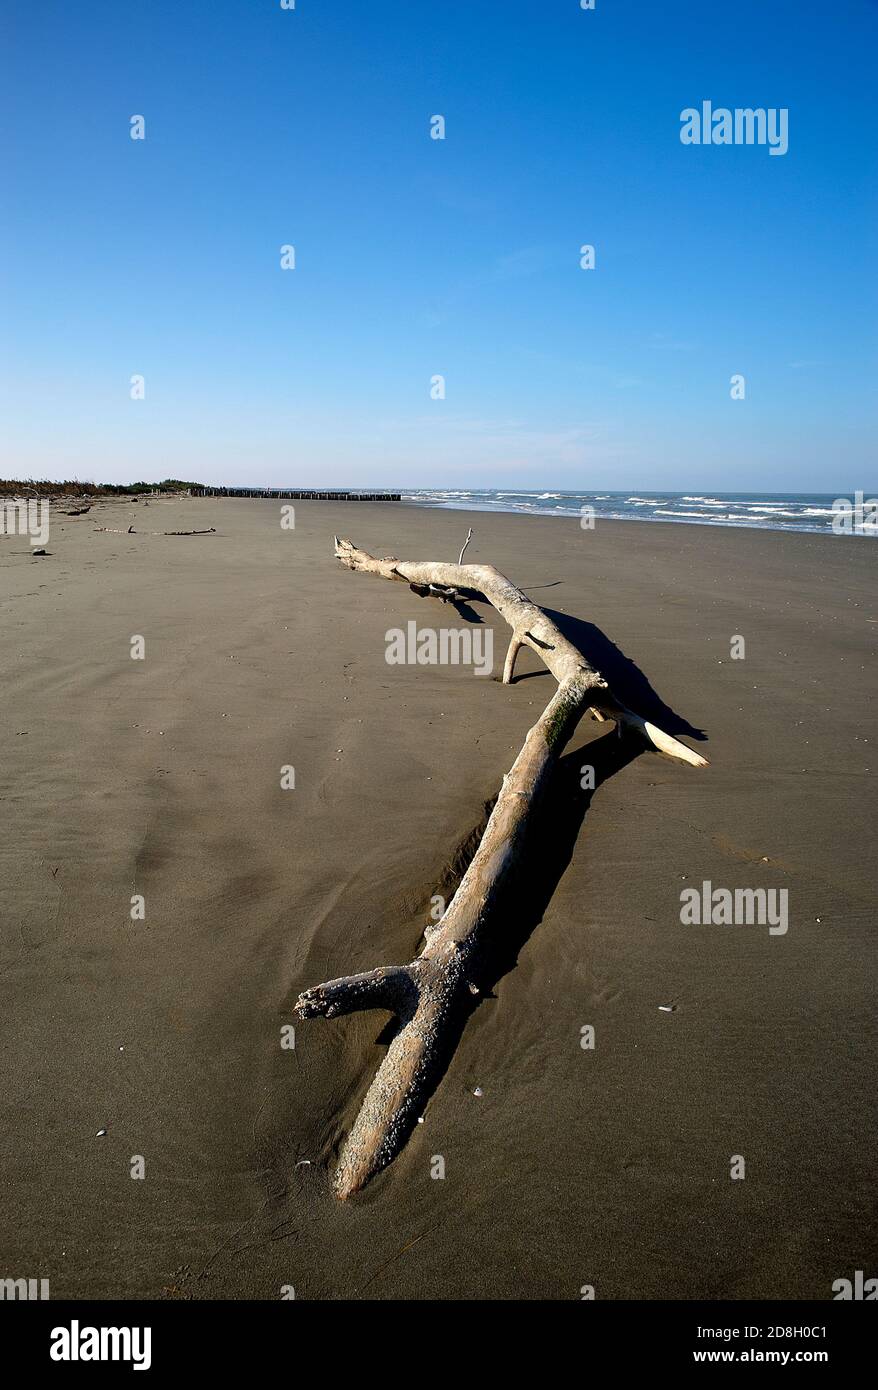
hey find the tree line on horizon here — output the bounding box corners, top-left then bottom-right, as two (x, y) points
(0, 478), (202, 497)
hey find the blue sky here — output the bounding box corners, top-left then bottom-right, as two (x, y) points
(2, 0), (875, 490)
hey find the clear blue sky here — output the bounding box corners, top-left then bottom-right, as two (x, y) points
(2, 0), (875, 490)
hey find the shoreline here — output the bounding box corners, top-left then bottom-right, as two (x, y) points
(6, 486), (877, 539)
(393, 491), (876, 539)
(395, 496), (876, 538)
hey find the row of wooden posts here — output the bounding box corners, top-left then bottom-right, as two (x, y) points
(189, 487), (401, 501)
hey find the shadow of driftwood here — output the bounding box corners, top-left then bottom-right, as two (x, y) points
(450, 590), (706, 743)
(365, 725), (645, 1175)
(444, 597), (484, 624)
(544, 608), (706, 742)
(475, 727), (645, 989)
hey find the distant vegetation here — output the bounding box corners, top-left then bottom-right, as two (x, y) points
(0, 478), (202, 497)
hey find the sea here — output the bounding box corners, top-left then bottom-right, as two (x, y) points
(400, 490), (870, 536)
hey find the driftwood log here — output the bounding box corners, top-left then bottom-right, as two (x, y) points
(93, 526), (216, 536)
(296, 536), (707, 1199)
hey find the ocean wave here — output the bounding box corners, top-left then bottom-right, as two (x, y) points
(399, 490), (846, 536)
(660, 510), (721, 518)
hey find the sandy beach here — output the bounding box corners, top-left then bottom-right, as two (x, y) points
(1, 496), (875, 1300)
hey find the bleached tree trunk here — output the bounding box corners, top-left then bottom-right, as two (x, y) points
(296, 537), (706, 1199)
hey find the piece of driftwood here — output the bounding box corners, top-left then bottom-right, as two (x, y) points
(93, 526), (215, 536)
(296, 536), (707, 1199)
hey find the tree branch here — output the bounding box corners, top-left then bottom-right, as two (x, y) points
(295, 536), (708, 1199)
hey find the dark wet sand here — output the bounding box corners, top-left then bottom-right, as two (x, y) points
(1, 496), (875, 1299)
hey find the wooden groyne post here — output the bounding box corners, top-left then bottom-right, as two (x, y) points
(189, 487), (401, 501)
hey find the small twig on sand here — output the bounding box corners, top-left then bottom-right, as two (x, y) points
(458, 527), (473, 565)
